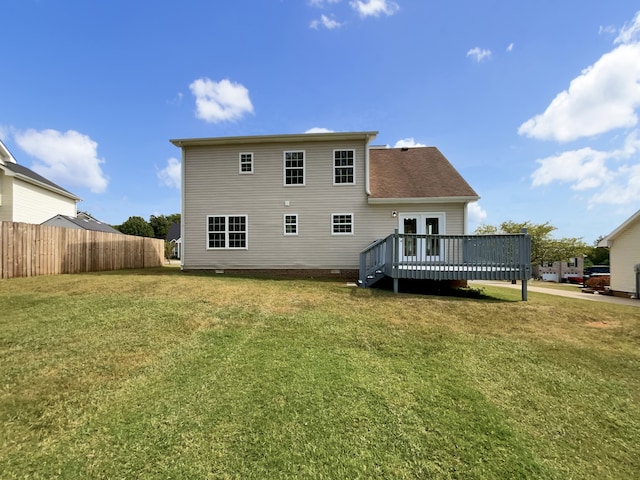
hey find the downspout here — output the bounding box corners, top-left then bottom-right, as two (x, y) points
(463, 201), (469, 235)
(365, 134), (372, 196)
(179, 143), (186, 270)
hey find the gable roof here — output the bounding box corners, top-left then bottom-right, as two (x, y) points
(166, 222), (181, 241)
(43, 214), (122, 234)
(0, 141), (80, 201)
(0, 139), (17, 164)
(368, 147), (479, 203)
(598, 209), (640, 247)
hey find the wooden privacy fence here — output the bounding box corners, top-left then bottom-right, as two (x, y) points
(0, 221), (165, 279)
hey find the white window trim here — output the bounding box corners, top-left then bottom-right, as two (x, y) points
(331, 213), (354, 236)
(283, 150), (306, 187)
(283, 214), (299, 236)
(332, 149), (356, 186)
(206, 214), (249, 250)
(239, 152), (253, 175)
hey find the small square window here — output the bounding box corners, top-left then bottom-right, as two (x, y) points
(239, 152), (253, 174)
(284, 214), (298, 235)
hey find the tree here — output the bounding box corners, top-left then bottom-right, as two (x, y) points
(474, 220), (589, 265)
(117, 216), (154, 237)
(584, 236), (610, 267)
(149, 215), (171, 239)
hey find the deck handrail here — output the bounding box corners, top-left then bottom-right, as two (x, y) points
(358, 231), (532, 299)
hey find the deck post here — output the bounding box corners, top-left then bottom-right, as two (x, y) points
(522, 279), (528, 301)
(393, 278), (399, 294)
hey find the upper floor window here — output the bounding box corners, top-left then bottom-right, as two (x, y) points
(284, 151), (305, 186)
(239, 152), (253, 174)
(334, 149), (355, 185)
(331, 213), (353, 235)
(207, 215), (247, 249)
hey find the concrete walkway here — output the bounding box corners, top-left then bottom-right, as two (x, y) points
(471, 280), (640, 307)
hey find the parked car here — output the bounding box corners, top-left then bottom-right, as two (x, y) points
(583, 265), (610, 286)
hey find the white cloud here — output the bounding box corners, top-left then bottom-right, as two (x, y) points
(393, 138), (426, 148)
(530, 131), (640, 207)
(0, 125), (10, 141)
(599, 25), (617, 36)
(531, 147), (613, 190)
(13, 128), (108, 193)
(506, 43), (514, 52)
(305, 127), (335, 133)
(350, 0), (399, 18)
(467, 202), (487, 226)
(466, 47), (492, 62)
(189, 78), (254, 123)
(518, 43), (640, 142)
(157, 157), (181, 189)
(615, 10), (640, 44)
(589, 163), (640, 206)
(309, 0), (341, 6)
(310, 14), (343, 30)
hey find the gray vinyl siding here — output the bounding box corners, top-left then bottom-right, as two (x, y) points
(182, 140), (466, 270)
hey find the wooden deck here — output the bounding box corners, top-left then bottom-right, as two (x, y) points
(358, 231), (532, 300)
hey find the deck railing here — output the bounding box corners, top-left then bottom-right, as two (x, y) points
(359, 231), (532, 299)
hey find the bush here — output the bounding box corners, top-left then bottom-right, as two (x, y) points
(585, 275), (610, 290)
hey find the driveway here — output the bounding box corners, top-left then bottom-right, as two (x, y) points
(471, 280), (640, 307)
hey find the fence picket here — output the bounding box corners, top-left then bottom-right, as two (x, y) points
(0, 221), (164, 279)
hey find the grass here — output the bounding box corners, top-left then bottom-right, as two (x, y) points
(1, 268), (639, 479)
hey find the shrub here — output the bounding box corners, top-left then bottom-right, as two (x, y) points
(585, 275), (610, 290)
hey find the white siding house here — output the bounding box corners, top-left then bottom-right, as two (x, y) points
(0, 140), (79, 224)
(171, 131), (481, 277)
(599, 209), (640, 299)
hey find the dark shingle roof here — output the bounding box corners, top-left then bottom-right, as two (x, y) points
(45, 214), (122, 234)
(2, 162), (79, 199)
(369, 147), (479, 200)
(166, 222), (181, 241)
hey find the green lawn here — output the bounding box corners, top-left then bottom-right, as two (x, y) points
(1, 268), (639, 479)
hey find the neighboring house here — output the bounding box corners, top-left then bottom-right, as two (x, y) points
(598, 209), (640, 299)
(170, 131), (480, 275)
(0, 139), (79, 224)
(166, 222), (181, 259)
(42, 212), (122, 234)
(533, 256), (584, 282)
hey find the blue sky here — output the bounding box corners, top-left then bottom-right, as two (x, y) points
(2, 0), (639, 243)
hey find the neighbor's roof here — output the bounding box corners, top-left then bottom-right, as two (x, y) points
(44, 214), (121, 234)
(598, 208), (640, 247)
(166, 222), (181, 242)
(1, 160), (80, 201)
(170, 131), (378, 147)
(368, 147), (479, 202)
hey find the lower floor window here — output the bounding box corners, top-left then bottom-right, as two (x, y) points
(284, 214), (298, 235)
(207, 215), (247, 249)
(332, 213), (353, 235)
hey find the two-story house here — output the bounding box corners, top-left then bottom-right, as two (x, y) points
(533, 257), (584, 283)
(171, 131), (482, 277)
(1, 139), (79, 224)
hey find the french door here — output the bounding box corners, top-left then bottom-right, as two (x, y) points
(398, 213), (445, 261)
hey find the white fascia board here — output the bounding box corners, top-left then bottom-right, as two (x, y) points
(170, 131), (379, 148)
(599, 208), (640, 246)
(368, 195), (480, 205)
